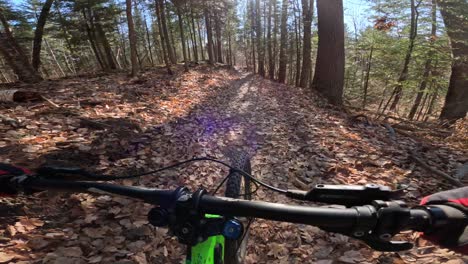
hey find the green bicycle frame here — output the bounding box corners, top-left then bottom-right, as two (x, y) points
(185, 214), (226, 264)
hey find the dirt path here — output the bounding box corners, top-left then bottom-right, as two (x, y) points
(0, 67), (465, 263)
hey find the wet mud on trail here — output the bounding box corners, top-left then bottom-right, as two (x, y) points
(0, 65), (466, 263)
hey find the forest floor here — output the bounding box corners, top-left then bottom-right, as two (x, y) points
(0, 65), (467, 264)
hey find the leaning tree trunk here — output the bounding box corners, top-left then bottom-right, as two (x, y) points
(277, 0), (289, 83)
(299, 0), (313, 88)
(438, 0), (468, 121)
(32, 0), (54, 72)
(0, 13), (42, 83)
(311, 0), (345, 105)
(94, 15), (117, 70)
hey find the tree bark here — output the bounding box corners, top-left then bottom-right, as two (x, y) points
(277, 0), (289, 83)
(293, 0), (301, 86)
(32, 0), (54, 72)
(154, 0), (173, 74)
(0, 13), (42, 83)
(312, 0), (345, 105)
(250, 0), (256, 72)
(159, 0), (176, 64)
(94, 15), (117, 70)
(272, 0), (278, 79)
(126, 0), (139, 76)
(438, 0), (468, 121)
(143, 13), (155, 67)
(256, 0), (265, 76)
(424, 81), (439, 121)
(82, 10), (105, 70)
(299, 0), (313, 88)
(267, 0), (274, 79)
(204, 7), (215, 64)
(197, 19), (205, 61)
(388, 0), (421, 111)
(214, 16), (223, 63)
(175, 4), (189, 71)
(190, 9), (199, 62)
(362, 44), (373, 109)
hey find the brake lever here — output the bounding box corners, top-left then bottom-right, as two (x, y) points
(286, 184), (403, 207)
(357, 235), (413, 251)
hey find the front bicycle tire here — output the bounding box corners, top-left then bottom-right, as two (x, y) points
(224, 150), (252, 264)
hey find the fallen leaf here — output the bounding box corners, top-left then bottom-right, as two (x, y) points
(0, 252), (15, 263)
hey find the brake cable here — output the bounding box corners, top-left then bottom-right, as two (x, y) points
(39, 157), (288, 194)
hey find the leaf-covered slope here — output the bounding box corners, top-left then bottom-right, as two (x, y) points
(0, 65), (466, 263)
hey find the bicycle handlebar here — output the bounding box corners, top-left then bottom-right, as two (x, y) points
(10, 175), (454, 251)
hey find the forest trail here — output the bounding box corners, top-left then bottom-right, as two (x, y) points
(0, 66), (466, 263)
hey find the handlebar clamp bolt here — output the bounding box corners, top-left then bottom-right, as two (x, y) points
(379, 233), (391, 240)
(353, 231), (365, 237)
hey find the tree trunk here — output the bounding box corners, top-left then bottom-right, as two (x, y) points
(424, 81), (439, 121)
(154, 0), (173, 74)
(197, 19), (205, 61)
(0, 13), (42, 83)
(204, 8), (215, 64)
(190, 9), (199, 62)
(312, 0), (345, 105)
(54, 1), (75, 57)
(409, 0), (436, 119)
(83, 13), (105, 70)
(277, 0), (289, 83)
(362, 44), (373, 109)
(267, 0), (274, 79)
(175, 5), (189, 72)
(416, 92), (429, 120)
(143, 13), (155, 67)
(228, 33), (233, 66)
(43, 37), (65, 76)
(159, 0), (176, 64)
(438, 0), (468, 121)
(214, 16), (223, 63)
(293, 0), (301, 86)
(272, 0), (278, 79)
(250, 1), (256, 72)
(126, 0), (139, 76)
(388, 0), (420, 111)
(256, 0), (265, 76)
(409, 60), (432, 120)
(94, 15), (117, 70)
(299, 0), (313, 88)
(32, 0), (54, 72)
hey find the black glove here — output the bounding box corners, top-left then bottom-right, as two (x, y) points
(0, 163), (31, 196)
(420, 187), (468, 254)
